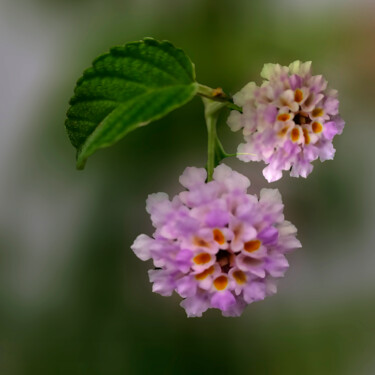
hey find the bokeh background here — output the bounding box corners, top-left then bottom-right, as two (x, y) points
(1, 0), (375, 373)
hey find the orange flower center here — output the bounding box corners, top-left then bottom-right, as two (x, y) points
(244, 240), (261, 252)
(213, 229), (225, 245)
(195, 265), (215, 280)
(213, 275), (228, 291)
(294, 89), (303, 103)
(193, 253), (211, 265)
(312, 121), (323, 133)
(278, 126), (289, 137)
(303, 128), (310, 144)
(277, 113), (290, 121)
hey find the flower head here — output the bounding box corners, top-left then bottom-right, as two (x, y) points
(131, 164), (301, 317)
(227, 61), (345, 182)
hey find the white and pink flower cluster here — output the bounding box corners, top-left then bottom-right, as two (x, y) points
(227, 61), (345, 182)
(131, 164), (301, 317)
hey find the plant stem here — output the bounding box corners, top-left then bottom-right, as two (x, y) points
(202, 98), (227, 181)
(199, 82), (243, 180)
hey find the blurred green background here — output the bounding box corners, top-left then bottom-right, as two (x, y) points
(1, 0), (374, 374)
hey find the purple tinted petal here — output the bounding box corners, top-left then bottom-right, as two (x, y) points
(146, 193), (172, 226)
(211, 291), (236, 312)
(263, 105), (278, 124)
(324, 97), (339, 115)
(289, 74), (303, 90)
(243, 281), (266, 303)
(303, 145), (319, 162)
(258, 226), (279, 245)
(148, 269), (176, 297)
(290, 158), (313, 178)
(319, 141), (336, 161)
(175, 276), (197, 298)
(323, 121), (339, 141)
(222, 296), (247, 317)
(266, 253), (289, 277)
(205, 209), (230, 228)
(175, 249), (193, 273)
(179, 182), (220, 207)
(334, 116), (345, 134)
(180, 293), (210, 317)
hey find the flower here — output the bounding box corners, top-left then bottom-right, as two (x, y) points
(227, 61), (345, 182)
(131, 164), (301, 317)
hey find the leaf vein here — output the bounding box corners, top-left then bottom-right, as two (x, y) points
(103, 53), (180, 82)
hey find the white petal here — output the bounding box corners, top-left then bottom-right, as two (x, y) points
(266, 279), (278, 296)
(277, 220), (297, 236)
(131, 234), (154, 261)
(146, 192), (169, 214)
(289, 60), (312, 76)
(213, 163), (250, 192)
(261, 63), (286, 80)
(260, 188), (282, 205)
(233, 82), (257, 107)
(262, 165), (283, 183)
(227, 110), (243, 132)
(179, 167), (207, 189)
(281, 236), (302, 250)
(237, 142), (261, 162)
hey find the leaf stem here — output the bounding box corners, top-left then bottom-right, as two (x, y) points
(197, 83), (242, 113)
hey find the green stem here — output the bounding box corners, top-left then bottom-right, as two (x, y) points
(202, 98), (227, 181)
(199, 83), (243, 180)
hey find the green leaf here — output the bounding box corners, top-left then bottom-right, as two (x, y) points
(65, 38), (198, 169)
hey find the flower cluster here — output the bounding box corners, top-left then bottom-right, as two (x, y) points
(131, 164), (301, 317)
(227, 61), (345, 182)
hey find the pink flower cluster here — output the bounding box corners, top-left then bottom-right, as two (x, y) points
(131, 164), (301, 317)
(227, 61), (345, 182)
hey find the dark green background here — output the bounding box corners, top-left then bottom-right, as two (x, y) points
(1, 0), (374, 373)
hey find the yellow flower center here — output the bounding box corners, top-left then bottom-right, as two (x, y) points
(233, 270), (247, 285)
(193, 236), (210, 248)
(312, 108), (324, 117)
